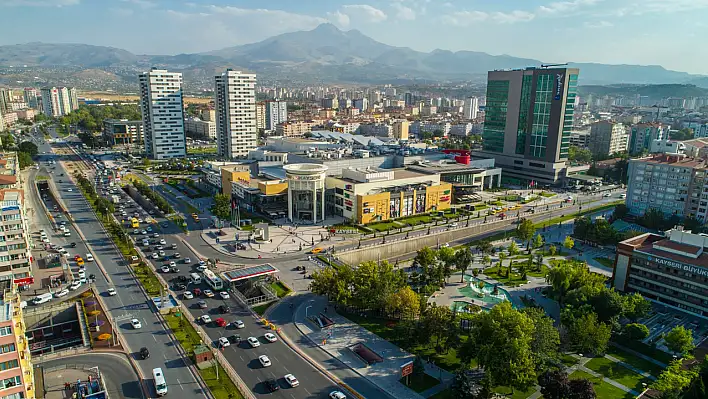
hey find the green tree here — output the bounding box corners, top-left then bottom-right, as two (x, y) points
(523, 307), (560, 369)
(612, 203), (629, 220)
(17, 152), (33, 169)
(475, 240), (494, 255)
(548, 245), (557, 256)
(17, 141), (38, 156)
(460, 301), (537, 391)
(624, 323), (650, 341)
(454, 247), (473, 282)
(623, 293), (651, 321)
(450, 371), (476, 399)
(0, 133), (14, 150)
(211, 193), (231, 221)
(652, 358), (699, 395)
(563, 236), (575, 251)
(567, 378), (596, 399)
(564, 310), (611, 356)
(414, 247), (438, 287)
(532, 234), (544, 250)
(421, 304), (453, 347)
(516, 219), (536, 251)
(437, 246), (456, 283)
(482, 255), (491, 267)
(310, 265), (354, 305)
(508, 241), (520, 256)
(94, 197), (115, 219)
(664, 326), (695, 356)
(385, 287), (420, 319)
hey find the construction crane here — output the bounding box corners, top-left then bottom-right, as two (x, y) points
(540, 63), (569, 69)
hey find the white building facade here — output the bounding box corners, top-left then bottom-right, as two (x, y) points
(265, 100), (287, 131)
(139, 68), (187, 159)
(215, 69), (258, 159)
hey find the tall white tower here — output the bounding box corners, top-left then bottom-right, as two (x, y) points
(139, 68), (186, 159)
(215, 69), (257, 159)
(463, 97), (479, 120)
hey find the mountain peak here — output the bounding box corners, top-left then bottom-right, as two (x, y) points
(312, 23), (343, 34)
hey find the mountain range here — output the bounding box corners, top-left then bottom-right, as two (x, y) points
(0, 23), (704, 86)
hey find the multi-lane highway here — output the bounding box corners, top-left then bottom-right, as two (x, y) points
(35, 130), (207, 398)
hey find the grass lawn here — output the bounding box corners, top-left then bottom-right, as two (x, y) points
(367, 221), (398, 232)
(252, 301), (275, 316)
(540, 191), (555, 198)
(400, 373), (440, 393)
(561, 353), (579, 367)
(493, 385), (538, 399)
(585, 356), (652, 393)
(569, 370), (634, 399)
(473, 204), (488, 211)
(398, 214), (433, 226)
(165, 313), (245, 399)
(269, 281), (291, 298)
(613, 340), (673, 365)
(482, 266), (526, 287)
(594, 257), (615, 268)
(133, 263), (162, 296)
(607, 345), (667, 374)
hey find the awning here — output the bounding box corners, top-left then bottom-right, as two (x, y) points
(14, 277), (34, 286)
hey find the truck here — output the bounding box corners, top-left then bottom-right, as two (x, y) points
(111, 195), (120, 204)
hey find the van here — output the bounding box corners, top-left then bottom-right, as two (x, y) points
(152, 368), (167, 396)
(33, 293), (53, 305)
(190, 273), (202, 285)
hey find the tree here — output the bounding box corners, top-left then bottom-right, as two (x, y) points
(639, 207), (666, 230)
(385, 287), (420, 319)
(532, 234), (544, 250)
(564, 311), (611, 356)
(450, 371), (476, 399)
(413, 356), (426, 377)
(17, 141), (38, 156)
(538, 370), (569, 399)
(498, 252), (507, 275)
(437, 246), (456, 283)
(516, 219), (536, 251)
(17, 152), (33, 169)
(0, 133), (14, 150)
(563, 236), (575, 251)
(548, 245), (557, 256)
(567, 378), (597, 399)
(569, 145), (592, 163)
(454, 248), (473, 282)
(460, 302), (537, 391)
(508, 241), (520, 256)
(414, 247), (438, 287)
(523, 307), (560, 369)
(310, 265), (354, 305)
(623, 293), (651, 321)
(624, 323), (650, 341)
(94, 197), (115, 219)
(612, 204), (629, 220)
(475, 240), (494, 255)
(652, 358), (699, 395)
(211, 193), (231, 221)
(664, 326), (695, 356)
(482, 255), (491, 267)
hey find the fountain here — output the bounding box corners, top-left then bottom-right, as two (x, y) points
(454, 275), (512, 310)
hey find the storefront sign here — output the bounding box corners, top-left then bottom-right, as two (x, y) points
(554, 73), (564, 101)
(647, 255), (708, 278)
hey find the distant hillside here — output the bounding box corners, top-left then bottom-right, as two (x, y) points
(578, 84), (708, 98)
(0, 24), (704, 85)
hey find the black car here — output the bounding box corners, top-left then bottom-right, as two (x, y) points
(219, 305), (230, 314)
(139, 347), (150, 359)
(265, 379), (279, 392)
(177, 275), (188, 283)
(170, 266), (179, 273)
(173, 283), (186, 290)
(227, 334), (240, 344)
(70, 242), (77, 248)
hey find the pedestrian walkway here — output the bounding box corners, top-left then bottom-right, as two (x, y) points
(294, 297), (453, 399)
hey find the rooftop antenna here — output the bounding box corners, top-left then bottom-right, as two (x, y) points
(540, 63), (569, 69)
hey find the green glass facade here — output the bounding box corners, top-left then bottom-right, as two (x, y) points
(560, 73), (578, 160)
(516, 75), (533, 154)
(530, 74), (553, 159)
(482, 80), (509, 153)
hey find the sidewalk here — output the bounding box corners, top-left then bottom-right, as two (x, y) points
(293, 297), (453, 399)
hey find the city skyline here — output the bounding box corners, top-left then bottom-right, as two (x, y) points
(0, 0), (707, 75)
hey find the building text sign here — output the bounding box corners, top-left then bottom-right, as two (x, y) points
(647, 255), (708, 278)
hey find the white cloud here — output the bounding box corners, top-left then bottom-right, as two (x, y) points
(327, 10), (351, 27)
(584, 20), (612, 28)
(0, 0), (79, 6)
(391, 3), (416, 20)
(341, 4), (388, 23)
(538, 0), (602, 14)
(440, 10), (488, 26)
(110, 7), (134, 17)
(491, 10), (535, 23)
(609, 0), (708, 16)
(121, 0), (156, 9)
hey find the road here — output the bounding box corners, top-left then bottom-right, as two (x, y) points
(36, 128), (207, 398)
(39, 352), (144, 399)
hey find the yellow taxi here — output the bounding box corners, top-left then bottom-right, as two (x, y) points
(310, 248), (324, 254)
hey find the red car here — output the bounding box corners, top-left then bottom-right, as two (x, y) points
(497, 213), (506, 218)
(74, 255), (81, 261)
(193, 288), (202, 296)
(214, 318), (226, 327)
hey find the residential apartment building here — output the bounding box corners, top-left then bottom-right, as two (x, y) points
(103, 119), (144, 146)
(138, 68), (186, 159)
(275, 121), (315, 137)
(57, 87), (71, 116)
(392, 121), (409, 141)
(39, 87), (60, 117)
(570, 130), (590, 148)
(23, 89), (39, 109)
(201, 109), (216, 122)
(1, 114), (16, 129)
(626, 154), (708, 221)
(449, 123), (473, 137)
(255, 102), (266, 130)
(0, 285), (35, 399)
(463, 97), (479, 120)
(0, 89), (9, 114)
(215, 69), (257, 159)
(589, 121), (628, 157)
(265, 100), (287, 131)
(0, 189), (32, 289)
(614, 227), (708, 318)
(357, 123), (392, 137)
(410, 121), (451, 137)
(184, 119), (216, 139)
(629, 123), (669, 155)
(473, 67), (580, 185)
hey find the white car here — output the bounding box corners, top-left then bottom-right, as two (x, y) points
(153, 233), (160, 238)
(603, 192), (611, 197)
(78, 270), (86, 278)
(159, 239), (167, 245)
(198, 260), (206, 266)
(86, 254), (94, 262)
(66, 188), (73, 192)
(620, 193), (627, 199)
(196, 265), (207, 272)
(107, 288), (117, 296)
(203, 290), (214, 298)
(130, 319), (142, 329)
(183, 291), (194, 300)
(200, 315), (212, 324)
(146, 226), (153, 232)
(233, 320), (245, 329)
(449, 222), (458, 227)
(329, 391), (346, 399)
(247, 336), (260, 347)
(284, 374), (299, 387)
(69, 281), (82, 290)
(218, 337), (230, 348)
(264, 333), (277, 343)
(184, 257), (191, 264)
(54, 289), (70, 298)
(141, 230), (147, 235)
(152, 253), (159, 259)
(158, 251), (165, 257)
(160, 265), (170, 273)
(169, 261), (176, 267)
(219, 291), (230, 300)
(258, 355), (271, 367)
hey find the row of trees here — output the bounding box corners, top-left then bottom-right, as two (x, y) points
(572, 217), (623, 245)
(74, 171), (116, 220)
(130, 178), (173, 214)
(58, 104), (141, 133)
(412, 246), (473, 294)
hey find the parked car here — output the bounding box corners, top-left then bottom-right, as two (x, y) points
(183, 291), (193, 300)
(265, 379), (279, 392)
(218, 337), (230, 348)
(200, 315), (212, 324)
(139, 347), (150, 359)
(219, 305), (230, 314)
(214, 318), (227, 327)
(198, 300), (208, 309)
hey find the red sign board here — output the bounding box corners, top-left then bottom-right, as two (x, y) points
(401, 361), (414, 378)
(14, 277), (34, 286)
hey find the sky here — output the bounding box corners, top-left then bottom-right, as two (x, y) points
(0, 0), (706, 74)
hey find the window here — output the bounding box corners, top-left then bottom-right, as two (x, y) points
(0, 344), (15, 354)
(0, 327), (11, 337)
(0, 360), (18, 371)
(1, 392), (24, 399)
(0, 376), (20, 390)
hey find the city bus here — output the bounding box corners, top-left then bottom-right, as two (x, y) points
(152, 368), (167, 396)
(203, 269), (224, 291)
(131, 218), (139, 228)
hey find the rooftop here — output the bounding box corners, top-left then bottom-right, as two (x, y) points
(222, 264), (278, 282)
(631, 154), (708, 168)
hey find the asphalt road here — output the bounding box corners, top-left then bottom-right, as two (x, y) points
(36, 129), (206, 399)
(39, 352), (144, 399)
